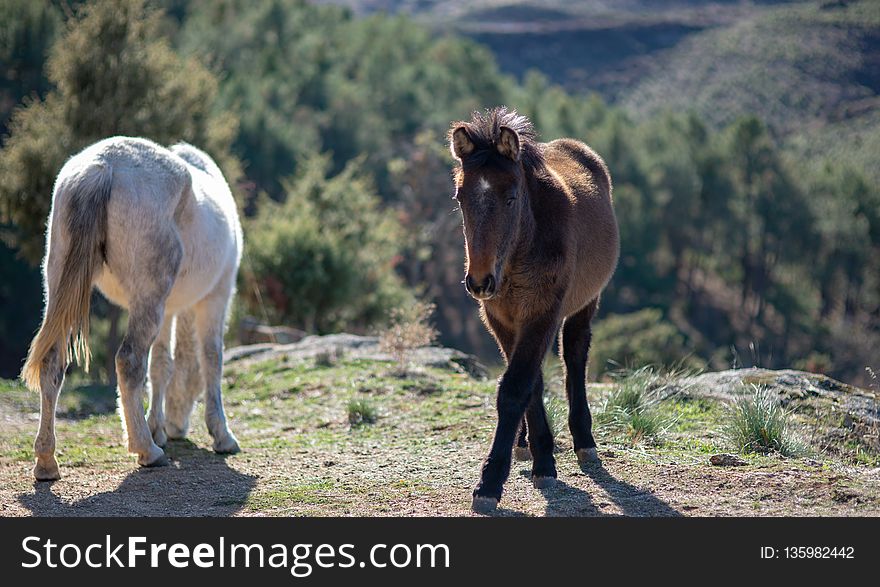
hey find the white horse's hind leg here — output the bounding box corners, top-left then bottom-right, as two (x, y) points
(195, 280), (239, 454)
(116, 302), (169, 467)
(146, 315), (174, 447)
(164, 309), (202, 439)
(114, 227), (182, 467)
(34, 345), (65, 481)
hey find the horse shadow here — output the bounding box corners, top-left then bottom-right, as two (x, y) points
(17, 440), (257, 517)
(503, 458), (681, 517)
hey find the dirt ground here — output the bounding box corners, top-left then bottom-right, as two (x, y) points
(1, 349), (878, 517)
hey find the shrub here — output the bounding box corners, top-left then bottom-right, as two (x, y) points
(379, 301), (437, 373)
(245, 155), (411, 333)
(589, 309), (705, 380)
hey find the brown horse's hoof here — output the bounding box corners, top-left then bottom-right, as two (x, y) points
(532, 476), (556, 489)
(576, 448), (600, 466)
(514, 446), (531, 461)
(472, 495), (499, 514)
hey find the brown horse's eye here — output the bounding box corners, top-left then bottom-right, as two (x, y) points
(506, 196), (515, 207)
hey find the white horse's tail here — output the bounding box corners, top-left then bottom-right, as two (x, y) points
(22, 162), (113, 392)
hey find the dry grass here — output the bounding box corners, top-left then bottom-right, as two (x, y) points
(379, 301), (438, 374)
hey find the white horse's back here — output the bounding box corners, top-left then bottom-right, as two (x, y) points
(73, 137), (242, 313)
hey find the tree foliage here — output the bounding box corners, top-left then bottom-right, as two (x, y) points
(0, 0), (878, 386)
(177, 0), (508, 200)
(0, 0), (238, 262)
(245, 155), (409, 332)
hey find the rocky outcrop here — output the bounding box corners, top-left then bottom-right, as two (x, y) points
(237, 316), (307, 345)
(675, 368), (879, 429)
(672, 367), (879, 454)
(225, 333), (490, 379)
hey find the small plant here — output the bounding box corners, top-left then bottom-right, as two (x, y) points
(379, 301), (438, 374)
(542, 392), (567, 440)
(314, 346), (344, 368)
(723, 384), (806, 457)
(597, 366), (674, 444)
(347, 398), (378, 426)
(863, 366), (879, 456)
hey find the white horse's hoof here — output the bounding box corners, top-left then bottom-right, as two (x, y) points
(514, 446), (532, 461)
(213, 432), (240, 455)
(34, 457), (61, 482)
(138, 445), (168, 468)
(532, 476), (556, 489)
(576, 448), (600, 465)
(151, 426), (168, 448)
(472, 495), (499, 514)
(164, 421), (188, 440)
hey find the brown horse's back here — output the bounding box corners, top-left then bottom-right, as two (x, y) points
(543, 138), (619, 317)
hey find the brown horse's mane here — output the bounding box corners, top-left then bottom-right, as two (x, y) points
(452, 107), (545, 174)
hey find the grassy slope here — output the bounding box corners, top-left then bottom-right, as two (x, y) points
(0, 354), (877, 517)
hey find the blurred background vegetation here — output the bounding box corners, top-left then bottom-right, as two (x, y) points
(0, 0), (877, 385)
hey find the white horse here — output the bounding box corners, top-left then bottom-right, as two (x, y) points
(21, 136), (242, 481)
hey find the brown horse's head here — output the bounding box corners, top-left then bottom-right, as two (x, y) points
(449, 108), (540, 301)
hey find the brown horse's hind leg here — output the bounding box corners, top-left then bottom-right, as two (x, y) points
(561, 297), (600, 466)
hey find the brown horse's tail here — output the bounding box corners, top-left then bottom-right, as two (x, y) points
(21, 162), (113, 392)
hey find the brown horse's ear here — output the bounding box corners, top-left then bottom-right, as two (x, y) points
(450, 126), (475, 161)
(497, 126), (520, 161)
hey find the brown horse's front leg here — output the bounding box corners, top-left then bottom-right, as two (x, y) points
(473, 314), (558, 513)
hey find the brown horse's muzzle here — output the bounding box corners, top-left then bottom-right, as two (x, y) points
(465, 272), (496, 300)
(464, 233), (501, 300)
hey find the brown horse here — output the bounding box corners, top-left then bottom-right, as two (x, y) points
(449, 107), (619, 512)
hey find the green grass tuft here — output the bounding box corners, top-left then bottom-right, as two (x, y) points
(597, 366), (676, 445)
(723, 384), (807, 457)
(347, 398), (378, 426)
(542, 392), (567, 440)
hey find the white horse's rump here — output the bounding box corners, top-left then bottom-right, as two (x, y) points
(21, 137), (242, 480)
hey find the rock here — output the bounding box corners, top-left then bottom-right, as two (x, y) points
(238, 317), (306, 345)
(710, 453), (747, 467)
(677, 368), (879, 437)
(225, 333), (489, 379)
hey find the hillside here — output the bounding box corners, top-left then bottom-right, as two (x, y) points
(318, 0), (774, 98)
(318, 0), (880, 172)
(623, 0), (880, 172)
(1, 335), (877, 516)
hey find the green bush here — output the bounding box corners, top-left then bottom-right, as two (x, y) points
(245, 155), (411, 333)
(589, 309), (705, 380)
